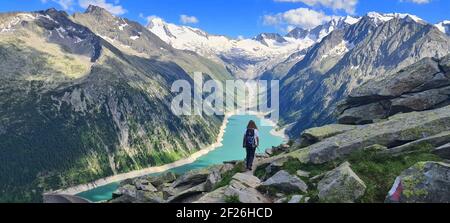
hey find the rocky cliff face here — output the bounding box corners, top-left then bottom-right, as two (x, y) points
(279, 15), (450, 137)
(0, 7), (230, 202)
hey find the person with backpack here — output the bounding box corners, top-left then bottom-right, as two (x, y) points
(243, 120), (259, 171)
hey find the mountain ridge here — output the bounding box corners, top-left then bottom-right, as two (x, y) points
(278, 14), (450, 137)
(0, 6), (230, 202)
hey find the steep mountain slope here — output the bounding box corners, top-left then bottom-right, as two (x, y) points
(146, 17), (357, 79)
(259, 17), (359, 81)
(279, 13), (450, 137)
(436, 20), (450, 36)
(0, 8), (227, 202)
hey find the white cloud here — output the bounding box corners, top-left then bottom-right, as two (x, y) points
(275, 0), (358, 14)
(140, 14), (163, 25)
(400, 0), (431, 4)
(180, 15), (199, 24)
(41, 0), (74, 10)
(78, 0), (127, 15)
(263, 7), (335, 29)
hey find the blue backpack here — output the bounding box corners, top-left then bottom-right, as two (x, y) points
(245, 129), (256, 148)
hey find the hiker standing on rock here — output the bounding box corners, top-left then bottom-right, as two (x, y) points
(243, 120), (259, 171)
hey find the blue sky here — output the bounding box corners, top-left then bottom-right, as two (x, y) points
(0, 0), (449, 38)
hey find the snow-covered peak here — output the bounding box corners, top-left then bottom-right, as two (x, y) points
(146, 17), (318, 78)
(435, 20), (450, 35)
(147, 17), (165, 28)
(304, 16), (359, 42)
(286, 27), (309, 39)
(366, 12), (424, 25)
(254, 33), (288, 46)
(341, 16), (360, 25)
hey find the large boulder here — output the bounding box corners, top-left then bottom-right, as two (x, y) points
(301, 105), (450, 164)
(301, 124), (358, 144)
(386, 162), (450, 203)
(195, 187), (227, 203)
(147, 172), (177, 188)
(223, 173), (270, 203)
(260, 170), (308, 194)
(317, 162), (366, 203)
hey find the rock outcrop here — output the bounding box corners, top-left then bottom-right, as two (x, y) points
(338, 56), (450, 125)
(385, 131), (450, 156)
(386, 162), (450, 203)
(289, 105), (450, 164)
(110, 163), (234, 203)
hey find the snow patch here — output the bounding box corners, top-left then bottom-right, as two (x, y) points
(118, 23), (129, 31)
(367, 12), (424, 25)
(435, 21), (450, 35)
(130, 35), (140, 40)
(55, 27), (66, 39)
(322, 41), (353, 60)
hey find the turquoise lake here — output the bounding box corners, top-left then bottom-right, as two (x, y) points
(77, 115), (286, 202)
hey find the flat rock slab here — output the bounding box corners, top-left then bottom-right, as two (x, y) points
(224, 180), (270, 203)
(232, 173), (262, 188)
(171, 169), (211, 188)
(261, 170), (308, 194)
(302, 124), (358, 144)
(387, 131), (450, 155)
(303, 105), (450, 164)
(195, 187), (227, 203)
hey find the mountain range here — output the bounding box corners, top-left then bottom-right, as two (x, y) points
(1, 5), (450, 202)
(0, 6), (230, 202)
